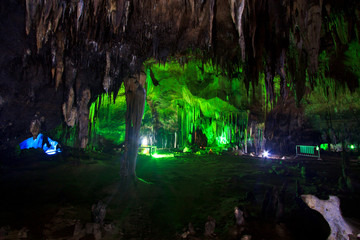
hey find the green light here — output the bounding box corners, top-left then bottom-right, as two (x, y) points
(216, 132), (229, 145)
(144, 57), (250, 149)
(89, 84), (127, 146)
(320, 144), (328, 151)
(350, 145), (355, 150)
(152, 153), (175, 158)
(187, 133), (192, 143)
(183, 147), (191, 153)
(137, 177), (153, 184)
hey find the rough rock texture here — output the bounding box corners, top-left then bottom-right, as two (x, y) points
(0, 0), (359, 158)
(204, 216), (216, 237)
(121, 73), (146, 177)
(91, 201), (107, 224)
(301, 194), (360, 240)
(264, 96), (321, 153)
(234, 206), (245, 226)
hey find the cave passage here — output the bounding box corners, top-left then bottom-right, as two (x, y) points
(1, 0), (360, 239)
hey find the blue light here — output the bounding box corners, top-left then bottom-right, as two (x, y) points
(19, 133), (61, 155)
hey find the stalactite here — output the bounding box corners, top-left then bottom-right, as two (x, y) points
(25, 0), (38, 35)
(229, 0), (246, 61)
(53, 2), (64, 32)
(55, 32), (65, 90)
(76, 0), (84, 31)
(103, 51), (111, 93)
(304, 0), (323, 77)
(123, 1), (131, 32)
(93, 0), (102, 16)
(208, 0), (215, 48)
(112, 0), (125, 33)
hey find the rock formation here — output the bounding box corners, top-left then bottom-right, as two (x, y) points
(301, 194), (360, 240)
(0, 0), (359, 172)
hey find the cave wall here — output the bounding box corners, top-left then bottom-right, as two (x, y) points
(0, 0), (359, 153)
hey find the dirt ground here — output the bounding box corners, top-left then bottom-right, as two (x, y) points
(1, 149), (360, 240)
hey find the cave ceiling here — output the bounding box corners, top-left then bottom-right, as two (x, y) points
(0, 0), (359, 150)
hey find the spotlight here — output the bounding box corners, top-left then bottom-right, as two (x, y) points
(141, 137), (148, 146)
(262, 150), (269, 158)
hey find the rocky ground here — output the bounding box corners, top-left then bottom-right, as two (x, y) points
(0, 149), (360, 240)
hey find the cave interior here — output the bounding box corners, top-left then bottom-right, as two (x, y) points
(1, 0), (360, 239)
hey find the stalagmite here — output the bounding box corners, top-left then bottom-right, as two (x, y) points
(121, 73), (146, 177)
(79, 89), (91, 149)
(62, 88), (77, 127)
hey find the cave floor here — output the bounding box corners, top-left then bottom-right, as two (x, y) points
(1, 150), (360, 240)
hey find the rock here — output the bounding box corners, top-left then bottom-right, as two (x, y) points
(30, 119), (41, 139)
(0, 226), (29, 239)
(228, 225), (245, 239)
(262, 182), (287, 221)
(17, 227), (29, 239)
(84, 222), (102, 240)
(181, 230), (190, 239)
(85, 222), (94, 235)
(275, 223), (291, 239)
(93, 223), (102, 240)
(73, 221), (85, 239)
(78, 88), (91, 149)
(204, 216), (216, 237)
(62, 87), (77, 127)
(103, 223), (116, 233)
(181, 222), (196, 239)
(234, 206), (245, 225)
(240, 235), (251, 240)
(301, 195), (360, 240)
(0, 226), (10, 238)
(188, 222), (196, 235)
(92, 200), (106, 224)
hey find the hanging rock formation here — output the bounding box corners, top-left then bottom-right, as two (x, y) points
(0, 0), (359, 158)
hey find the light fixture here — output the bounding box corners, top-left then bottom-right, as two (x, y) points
(141, 137), (148, 146)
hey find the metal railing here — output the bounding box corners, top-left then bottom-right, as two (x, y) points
(296, 145), (321, 160)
